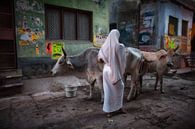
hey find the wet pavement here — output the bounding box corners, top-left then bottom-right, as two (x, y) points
(0, 69), (195, 129)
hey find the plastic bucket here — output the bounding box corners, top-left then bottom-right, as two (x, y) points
(65, 87), (77, 97)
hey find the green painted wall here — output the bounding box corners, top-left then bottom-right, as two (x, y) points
(14, 0), (109, 77)
(15, 0), (109, 58)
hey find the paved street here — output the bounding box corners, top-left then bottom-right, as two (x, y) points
(0, 70), (195, 129)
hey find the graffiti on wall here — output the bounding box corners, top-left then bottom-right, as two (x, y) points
(93, 25), (108, 47)
(17, 15), (44, 46)
(46, 42), (52, 55)
(164, 27), (192, 54)
(45, 41), (64, 59)
(139, 10), (155, 45)
(118, 21), (137, 47)
(164, 35), (189, 53)
(52, 42), (64, 59)
(93, 34), (107, 47)
(15, 0), (45, 57)
(164, 35), (177, 49)
(16, 0), (44, 14)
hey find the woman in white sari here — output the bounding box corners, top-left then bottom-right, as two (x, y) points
(98, 29), (127, 117)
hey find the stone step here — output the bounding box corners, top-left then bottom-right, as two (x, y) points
(0, 69), (23, 88)
(0, 82), (23, 89)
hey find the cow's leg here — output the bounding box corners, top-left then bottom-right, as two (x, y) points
(127, 77), (136, 101)
(154, 74), (159, 91)
(135, 74), (141, 98)
(86, 80), (96, 100)
(123, 74), (127, 87)
(160, 76), (164, 93)
(134, 80), (139, 99)
(139, 75), (143, 93)
(96, 75), (104, 103)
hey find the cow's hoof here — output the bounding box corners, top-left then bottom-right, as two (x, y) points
(126, 98), (130, 102)
(161, 91), (165, 94)
(84, 97), (93, 101)
(126, 97), (133, 102)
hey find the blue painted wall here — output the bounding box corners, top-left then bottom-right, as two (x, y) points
(140, 0), (193, 53)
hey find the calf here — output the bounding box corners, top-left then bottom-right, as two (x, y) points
(140, 46), (179, 93)
(51, 47), (104, 102)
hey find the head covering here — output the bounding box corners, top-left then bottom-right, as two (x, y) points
(98, 29), (126, 84)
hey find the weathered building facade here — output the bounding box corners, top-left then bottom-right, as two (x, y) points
(110, 0), (195, 67)
(139, 0), (194, 54)
(0, 0), (109, 77)
(109, 0), (140, 47)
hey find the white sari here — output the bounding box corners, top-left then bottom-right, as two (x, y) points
(98, 29), (126, 113)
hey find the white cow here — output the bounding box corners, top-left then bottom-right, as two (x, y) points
(51, 47), (104, 102)
(51, 47), (145, 102)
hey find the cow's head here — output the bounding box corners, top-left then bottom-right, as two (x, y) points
(51, 47), (74, 76)
(162, 45), (179, 68)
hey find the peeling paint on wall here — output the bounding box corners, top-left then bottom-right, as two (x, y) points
(139, 7), (155, 45)
(15, 0), (45, 57)
(93, 34), (107, 47)
(93, 25), (108, 47)
(16, 0), (44, 14)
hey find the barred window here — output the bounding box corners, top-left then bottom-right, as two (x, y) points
(182, 20), (188, 36)
(46, 8), (61, 39)
(168, 16), (178, 36)
(45, 5), (92, 41)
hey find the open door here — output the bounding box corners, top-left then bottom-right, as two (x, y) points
(0, 0), (17, 70)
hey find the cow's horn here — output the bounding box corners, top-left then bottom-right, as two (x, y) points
(62, 47), (67, 57)
(174, 44), (179, 52)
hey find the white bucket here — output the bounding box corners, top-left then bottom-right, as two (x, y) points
(65, 87), (77, 97)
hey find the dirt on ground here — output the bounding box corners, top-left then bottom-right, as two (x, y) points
(0, 71), (195, 129)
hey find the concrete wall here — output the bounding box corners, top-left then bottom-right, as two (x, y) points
(159, 1), (193, 54)
(139, 1), (157, 51)
(109, 0), (140, 47)
(139, 0), (193, 53)
(14, 0), (109, 77)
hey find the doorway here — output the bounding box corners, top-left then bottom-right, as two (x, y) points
(0, 0), (16, 70)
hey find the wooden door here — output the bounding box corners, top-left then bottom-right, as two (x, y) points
(0, 0), (16, 70)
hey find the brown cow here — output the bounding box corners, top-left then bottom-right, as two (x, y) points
(139, 46), (179, 93)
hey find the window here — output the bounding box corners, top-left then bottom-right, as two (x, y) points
(168, 16), (178, 36)
(182, 20), (188, 36)
(45, 5), (92, 41)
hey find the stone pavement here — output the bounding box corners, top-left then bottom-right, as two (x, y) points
(0, 68), (194, 129)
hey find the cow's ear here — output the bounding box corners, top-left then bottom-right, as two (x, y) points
(67, 60), (74, 69)
(174, 44), (179, 52)
(62, 47), (67, 57)
(159, 54), (167, 60)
